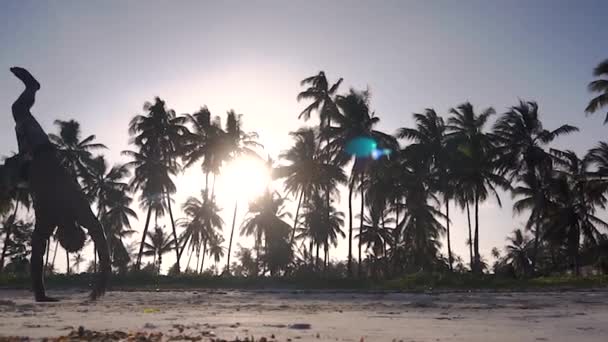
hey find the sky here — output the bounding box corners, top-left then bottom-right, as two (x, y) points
(1, 0), (607, 273)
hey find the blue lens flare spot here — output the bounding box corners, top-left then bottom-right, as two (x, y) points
(346, 136), (377, 158)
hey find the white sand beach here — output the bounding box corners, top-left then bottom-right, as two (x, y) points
(0, 289), (607, 341)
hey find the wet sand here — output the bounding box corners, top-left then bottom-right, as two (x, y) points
(0, 289), (607, 341)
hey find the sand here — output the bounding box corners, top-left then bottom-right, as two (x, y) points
(0, 288), (607, 341)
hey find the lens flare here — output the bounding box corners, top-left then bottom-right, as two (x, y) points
(346, 136), (391, 160)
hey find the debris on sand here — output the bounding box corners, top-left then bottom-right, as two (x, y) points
(288, 323), (311, 330)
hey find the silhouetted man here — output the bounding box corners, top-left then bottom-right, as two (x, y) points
(10, 67), (110, 302)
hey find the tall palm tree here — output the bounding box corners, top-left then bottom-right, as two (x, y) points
(143, 226), (176, 274)
(493, 100), (577, 270)
(276, 128), (347, 244)
(49, 119), (107, 180)
(123, 147), (176, 270)
(446, 102), (509, 273)
(221, 111), (261, 273)
(585, 59), (608, 123)
(397, 109), (453, 270)
(127, 97), (188, 272)
(328, 89), (397, 276)
(179, 190), (223, 274)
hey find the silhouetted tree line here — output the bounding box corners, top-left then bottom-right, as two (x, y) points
(2, 59), (608, 279)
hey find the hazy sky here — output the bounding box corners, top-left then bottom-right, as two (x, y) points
(1, 1), (607, 272)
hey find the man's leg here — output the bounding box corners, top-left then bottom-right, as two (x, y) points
(77, 206), (110, 300)
(31, 220), (58, 302)
(10, 67), (39, 122)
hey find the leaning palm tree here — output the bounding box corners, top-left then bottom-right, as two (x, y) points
(143, 226), (176, 274)
(446, 102), (509, 273)
(585, 59), (608, 123)
(493, 100), (577, 270)
(127, 97), (188, 272)
(49, 119), (107, 180)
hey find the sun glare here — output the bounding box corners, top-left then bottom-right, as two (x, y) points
(220, 156), (271, 202)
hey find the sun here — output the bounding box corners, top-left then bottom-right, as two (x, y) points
(220, 156), (271, 202)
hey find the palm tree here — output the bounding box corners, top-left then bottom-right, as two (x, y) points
(544, 149), (608, 275)
(179, 190), (223, 274)
(298, 190), (345, 270)
(585, 59), (608, 123)
(102, 188), (138, 267)
(328, 89), (397, 276)
(182, 107), (224, 198)
(143, 226), (176, 274)
(0, 155), (31, 272)
(276, 128), (347, 244)
(71, 253), (85, 273)
(297, 71), (343, 126)
(356, 201), (393, 276)
(123, 147), (176, 270)
(49, 119), (107, 180)
(221, 111), (261, 274)
(127, 97), (188, 272)
(241, 190), (292, 274)
(397, 109), (453, 270)
(493, 100), (577, 270)
(503, 229), (532, 277)
(207, 233), (226, 273)
(446, 102), (509, 273)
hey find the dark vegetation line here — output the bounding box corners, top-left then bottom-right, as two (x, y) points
(1, 59), (608, 282)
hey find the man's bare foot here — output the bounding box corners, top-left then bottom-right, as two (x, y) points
(10, 66), (40, 90)
(35, 294), (60, 302)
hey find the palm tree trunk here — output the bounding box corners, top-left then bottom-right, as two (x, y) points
(211, 173), (217, 199)
(136, 206), (153, 269)
(45, 240), (50, 272)
(324, 242), (328, 272)
(446, 199), (453, 272)
(166, 193), (181, 273)
(531, 217), (540, 275)
(51, 240), (59, 269)
(205, 171), (210, 199)
(65, 250), (70, 274)
(158, 253), (162, 274)
(473, 196), (481, 274)
(290, 189), (304, 244)
(347, 178), (354, 277)
(200, 240), (207, 274)
(178, 234), (190, 262)
(315, 243), (320, 271)
(466, 202), (473, 271)
(225, 200), (238, 274)
(358, 184), (364, 278)
(186, 249), (193, 271)
(196, 244), (201, 273)
(0, 203), (19, 271)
